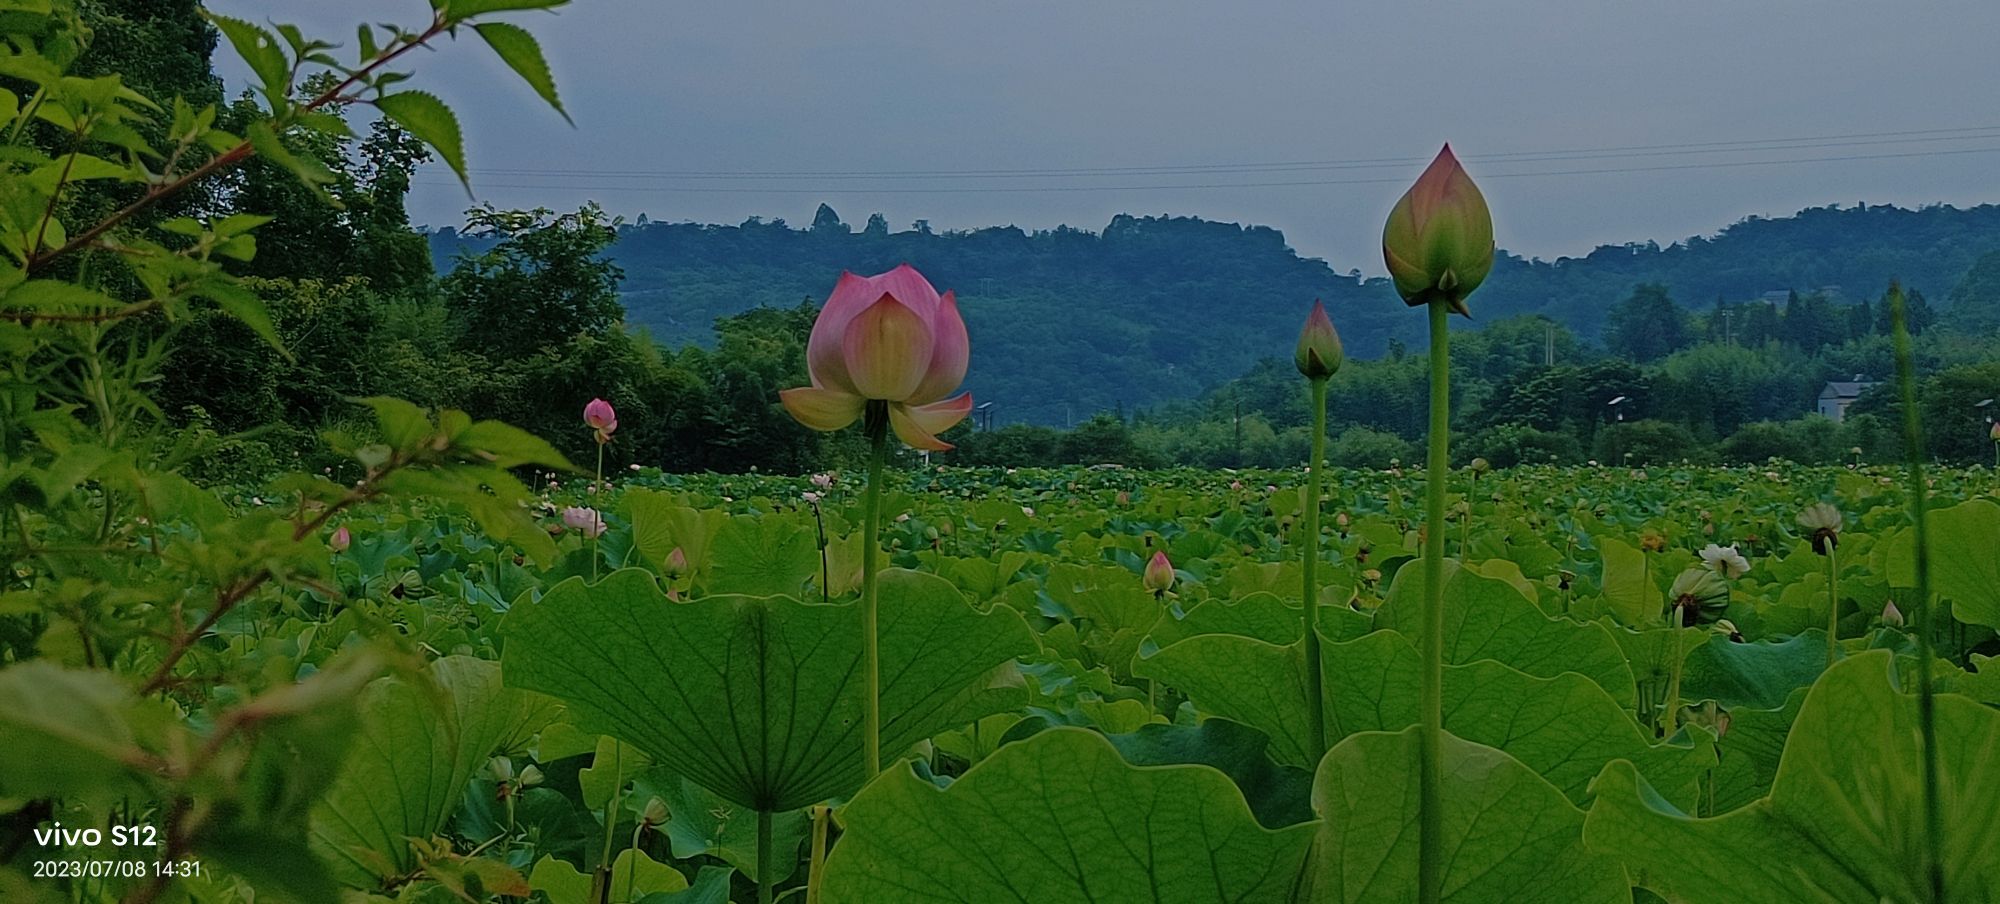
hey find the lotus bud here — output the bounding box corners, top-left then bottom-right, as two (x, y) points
(562, 506), (606, 539)
(1142, 551), (1175, 595)
(329, 525), (351, 553)
(641, 797), (669, 827)
(779, 265), (973, 451)
(1382, 144), (1494, 316)
(1294, 300), (1343, 379)
(486, 756), (514, 784)
(1882, 600), (1905, 628)
(584, 398), (618, 442)
(1795, 503), (1841, 555)
(664, 547), (689, 578)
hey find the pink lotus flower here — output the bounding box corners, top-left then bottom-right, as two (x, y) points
(584, 398), (617, 442)
(1143, 551), (1175, 595)
(562, 506), (606, 539)
(329, 525), (351, 553)
(780, 265), (972, 451)
(1383, 145), (1493, 316)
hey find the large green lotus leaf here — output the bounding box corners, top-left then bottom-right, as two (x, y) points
(820, 727), (1316, 903)
(1607, 623), (1710, 705)
(1139, 630), (1706, 806)
(1709, 687), (1805, 814)
(1879, 498), (2000, 629)
(705, 514), (818, 597)
(1376, 560), (1637, 706)
(312, 656), (560, 888)
(1309, 727), (1629, 903)
(1145, 591), (1303, 648)
(1584, 650), (2000, 902)
(502, 568), (1036, 812)
(1597, 536), (1658, 628)
(1677, 629), (1827, 710)
(1100, 718), (1315, 829)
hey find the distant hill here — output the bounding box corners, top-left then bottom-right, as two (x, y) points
(427, 202), (2000, 426)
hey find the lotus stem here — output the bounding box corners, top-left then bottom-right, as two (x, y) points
(757, 809), (775, 904)
(1418, 299), (1450, 904)
(1891, 289), (1945, 904)
(1301, 376), (1331, 761)
(592, 441), (604, 581)
(861, 401), (890, 779)
(1824, 544), (1841, 670)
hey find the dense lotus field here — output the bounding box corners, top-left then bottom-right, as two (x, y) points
(121, 462), (1992, 902)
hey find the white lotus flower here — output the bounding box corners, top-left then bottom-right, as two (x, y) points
(1699, 543), (1750, 580)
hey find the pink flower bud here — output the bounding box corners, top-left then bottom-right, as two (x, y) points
(1294, 300), (1343, 379)
(1882, 600), (1905, 627)
(1382, 145), (1494, 316)
(562, 506), (606, 539)
(664, 546), (688, 578)
(329, 525), (351, 552)
(584, 398), (618, 439)
(1143, 551), (1175, 595)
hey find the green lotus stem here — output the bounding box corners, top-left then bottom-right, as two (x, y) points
(805, 805), (830, 904)
(1824, 544), (1841, 670)
(757, 809), (775, 904)
(861, 401), (890, 779)
(1301, 376), (1331, 760)
(1891, 291), (1945, 904)
(592, 747), (625, 904)
(1418, 299), (1449, 904)
(1662, 624), (1685, 737)
(593, 441), (604, 581)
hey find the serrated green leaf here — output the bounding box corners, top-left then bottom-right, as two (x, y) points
(208, 14), (289, 103)
(474, 22), (569, 122)
(376, 90), (466, 186)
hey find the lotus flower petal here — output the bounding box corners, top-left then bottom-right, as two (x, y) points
(889, 394), (971, 451)
(842, 294), (935, 401)
(910, 291), (969, 404)
(780, 386), (867, 433)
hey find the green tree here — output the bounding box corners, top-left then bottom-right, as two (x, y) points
(444, 204), (624, 358)
(1603, 283), (1693, 362)
(1944, 249), (2000, 333)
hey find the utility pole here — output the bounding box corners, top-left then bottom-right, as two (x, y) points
(1720, 308), (1734, 346)
(1233, 398), (1243, 467)
(1544, 323), (1555, 366)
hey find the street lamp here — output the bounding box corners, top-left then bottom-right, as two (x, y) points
(975, 401), (996, 432)
(1607, 395), (1630, 422)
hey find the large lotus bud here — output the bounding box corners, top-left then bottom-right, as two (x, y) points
(584, 398), (617, 442)
(1142, 551), (1175, 595)
(780, 265), (973, 451)
(1294, 300), (1343, 379)
(1382, 145), (1494, 316)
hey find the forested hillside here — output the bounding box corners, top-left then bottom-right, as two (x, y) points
(430, 202), (2000, 425)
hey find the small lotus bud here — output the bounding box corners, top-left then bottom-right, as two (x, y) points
(1294, 300), (1344, 379)
(1142, 551), (1175, 595)
(486, 756), (514, 784)
(641, 797), (669, 827)
(1382, 145), (1494, 316)
(329, 525), (351, 553)
(1882, 600), (1905, 628)
(664, 547), (688, 578)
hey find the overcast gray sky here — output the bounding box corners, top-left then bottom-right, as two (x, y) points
(213, 0), (2000, 271)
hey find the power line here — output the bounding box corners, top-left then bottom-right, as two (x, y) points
(456, 124), (2000, 181)
(417, 142), (2000, 195)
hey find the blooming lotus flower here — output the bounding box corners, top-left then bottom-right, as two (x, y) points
(1143, 551), (1175, 595)
(1382, 144), (1494, 316)
(329, 525), (351, 553)
(780, 265), (973, 451)
(1795, 502), (1841, 555)
(1669, 567), (1730, 626)
(1294, 300), (1343, 379)
(811, 472), (834, 488)
(584, 398), (617, 442)
(1698, 543), (1751, 580)
(562, 506), (606, 539)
